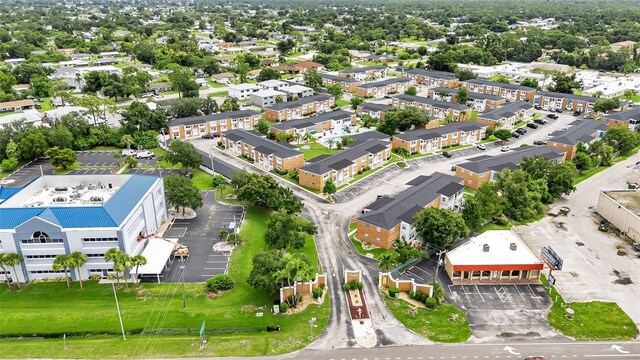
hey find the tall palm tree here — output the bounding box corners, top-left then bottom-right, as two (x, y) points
(130, 255), (147, 288)
(429, 281), (445, 305)
(0, 254), (13, 290)
(3, 253), (24, 289)
(53, 254), (71, 289)
(68, 252), (88, 289)
(120, 254), (132, 289)
(378, 252), (397, 272)
(105, 248), (123, 286)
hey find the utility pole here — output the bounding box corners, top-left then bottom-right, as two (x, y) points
(180, 257), (186, 309)
(112, 282), (126, 340)
(209, 154), (215, 174)
(434, 249), (446, 284)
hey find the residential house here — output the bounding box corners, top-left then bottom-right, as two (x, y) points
(0, 99), (36, 113)
(228, 83), (261, 100)
(476, 101), (535, 129)
(392, 94), (473, 121)
(269, 110), (355, 138)
(98, 51), (120, 58)
(392, 122), (487, 155)
(339, 66), (388, 81)
(4, 58), (26, 68)
(264, 94), (334, 121)
(211, 72), (235, 84)
(167, 110), (261, 139)
(59, 60), (89, 68)
(280, 85), (314, 101)
(293, 61), (324, 72)
(298, 139), (391, 190)
(260, 59), (279, 67)
(220, 130), (305, 171)
(546, 119), (607, 159)
(601, 107), (640, 131)
(149, 82), (172, 95)
(320, 73), (361, 92)
(455, 146), (566, 189)
(11, 84), (31, 92)
(57, 48), (77, 56)
(354, 78), (414, 98)
(69, 53), (91, 61)
(355, 172), (464, 249)
(258, 79), (290, 91)
(534, 91), (598, 113)
(404, 69), (459, 88)
(250, 89), (286, 107)
(356, 103), (392, 121)
(273, 65), (302, 75)
(461, 79), (536, 102)
(428, 87), (507, 111)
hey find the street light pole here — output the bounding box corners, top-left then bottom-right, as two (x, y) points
(434, 250), (446, 284)
(112, 282), (126, 340)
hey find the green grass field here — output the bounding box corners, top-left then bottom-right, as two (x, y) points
(37, 97), (53, 112)
(0, 207), (329, 358)
(295, 142), (338, 160)
(383, 294), (471, 343)
(335, 98), (350, 107)
(349, 234), (391, 260)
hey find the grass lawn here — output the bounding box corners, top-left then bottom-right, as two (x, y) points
(191, 168), (213, 190)
(437, 144), (471, 153)
(0, 207), (329, 358)
(37, 97), (53, 112)
(478, 221), (513, 233)
(208, 91), (229, 97)
(52, 162), (80, 175)
(350, 234), (392, 259)
(335, 98), (349, 107)
(478, 135), (498, 144)
(348, 221), (358, 233)
(0, 110), (22, 117)
(573, 90), (583, 95)
(91, 146), (121, 151)
(295, 142), (338, 160)
(541, 275), (637, 341)
(622, 95), (640, 103)
(278, 173), (322, 194)
(383, 295), (471, 343)
(573, 146), (640, 185)
(206, 79), (228, 88)
(469, 110), (478, 121)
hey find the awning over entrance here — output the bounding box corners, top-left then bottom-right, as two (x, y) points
(130, 236), (178, 283)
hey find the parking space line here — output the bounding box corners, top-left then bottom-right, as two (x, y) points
(461, 285), (471, 301)
(411, 266), (432, 276)
(474, 285), (485, 302)
(203, 267), (226, 270)
(527, 284), (543, 302)
(513, 285), (526, 302)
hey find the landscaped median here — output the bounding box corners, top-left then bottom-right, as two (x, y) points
(0, 207), (330, 358)
(541, 275), (637, 341)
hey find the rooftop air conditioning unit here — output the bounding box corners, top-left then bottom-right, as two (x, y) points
(483, 244), (490, 252)
(87, 183), (97, 190)
(510, 242), (517, 251)
(54, 187), (68, 192)
(69, 192), (81, 199)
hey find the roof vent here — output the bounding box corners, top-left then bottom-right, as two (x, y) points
(54, 187), (68, 192)
(510, 242), (517, 251)
(87, 183), (97, 190)
(90, 196), (104, 202)
(483, 244), (490, 252)
(52, 196), (67, 203)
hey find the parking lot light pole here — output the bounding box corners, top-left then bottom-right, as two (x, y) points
(434, 250), (446, 284)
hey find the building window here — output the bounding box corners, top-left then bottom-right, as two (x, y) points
(25, 254), (57, 259)
(29, 270), (65, 274)
(472, 271), (481, 278)
(452, 271), (461, 279)
(511, 270), (520, 278)
(521, 270), (528, 278)
(530, 270), (539, 278)
(501, 270), (510, 277)
(82, 237), (118, 242)
(481, 271), (490, 278)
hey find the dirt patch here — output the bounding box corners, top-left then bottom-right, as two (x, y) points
(552, 221), (568, 230)
(241, 305), (258, 313)
(611, 270), (633, 285)
(575, 241), (585, 246)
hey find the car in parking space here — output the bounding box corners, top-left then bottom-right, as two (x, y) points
(201, 133), (216, 139)
(534, 105), (542, 110)
(533, 139), (547, 145)
(524, 357), (545, 360)
(516, 127), (527, 134)
(476, 144), (486, 150)
(555, 108), (562, 113)
(526, 122), (539, 129)
(135, 150), (155, 159)
(511, 131), (521, 138)
(501, 145), (511, 152)
(546, 113), (558, 119)
(442, 151), (453, 158)
(121, 148), (136, 156)
(534, 118), (547, 125)
(573, 110), (582, 116)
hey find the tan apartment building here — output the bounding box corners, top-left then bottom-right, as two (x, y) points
(455, 146), (566, 189)
(597, 190), (640, 242)
(269, 110), (355, 137)
(320, 73), (361, 92)
(428, 87), (507, 111)
(475, 101), (535, 129)
(167, 110), (261, 140)
(392, 94), (473, 121)
(339, 66), (388, 81)
(220, 130), (305, 171)
(392, 122), (487, 155)
(461, 79), (536, 102)
(354, 78), (414, 98)
(534, 91), (598, 113)
(298, 139), (391, 191)
(355, 172), (464, 249)
(264, 94), (334, 121)
(356, 103), (392, 121)
(403, 68), (459, 88)
(546, 119), (607, 160)
(601, 108), (640, 132)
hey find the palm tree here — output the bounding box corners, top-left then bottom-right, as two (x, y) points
(120, 254), (132, 289)
(130, 255), (147, 288)
(105, 248), (123, 286)
(428, 281), (445, 305)
(53, 254), (71, 288)
(378, 252), (397, 272)
(120, 134), (135, 150)
(293, 132), (302, 144)
(3, 253), (24, 289)
(594, 90), (603, 98)
(327, 138), (336, 150)
(68, 252), (88, 289)
(0, 254), (13, 290)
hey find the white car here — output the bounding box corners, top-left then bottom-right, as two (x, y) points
(476, 144), (486, 150)
(501, 146), (511, 152)
(135, 150), (155, 159)
(121, 149), (136, 156)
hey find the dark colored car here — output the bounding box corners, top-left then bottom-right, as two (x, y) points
(573, 110), (582, 116)
(526, 122), (539, 129)
(534, 118), (547, 125)
(598, 220), (609, 232)
(442, 151), (452, 158)
(516, 127), (527, 134)
(533, 140), (547, 145)
(555, 108), (562, 113)
(534, 105), (542, 110)
(546, 114), (558, 119)
(511, 131), (521, 138)
(201, 133), (216, 139)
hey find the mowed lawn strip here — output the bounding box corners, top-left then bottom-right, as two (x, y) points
(0, 207), (329, 357)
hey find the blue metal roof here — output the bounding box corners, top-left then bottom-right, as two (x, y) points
(47, 207), (117, 228)
(0, 208), (44, 228)
(104, 175), (158, 225)
(0, 186), (22, 203)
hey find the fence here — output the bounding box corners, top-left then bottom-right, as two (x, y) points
(279, 273), (326, 304)
(378, 272), (433, 297)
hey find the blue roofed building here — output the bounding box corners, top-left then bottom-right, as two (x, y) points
(0, 174), (167, 283)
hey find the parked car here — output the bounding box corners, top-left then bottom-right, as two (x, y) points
(526, 122), (539, 129)
(135, 150), (155, 159)
(555, 108), (562, 113)
(533, 140), (547, 145)
(201, 133), (216, 139)
(442, 151), (452, 158)
(598, 220), (609, 232)
(181, 171), (193, 179)
(524, 357), (545, 360)
(534, 105), (542, 110)
(511, 131), (521, 138)
(450, 165), (457, 172)
(501, 145), (511, 152)
(121, 149), (136, 156)
(516, 127), (527, 134)
(546, 114), (558, 119)
(573, 110), (582, 116)
(476, 144), (486, 150)
(534, 118), (547, 125)
(542, 106), (549, 111)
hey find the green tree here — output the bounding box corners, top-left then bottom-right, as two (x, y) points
(5, 142), (20, 159)
(326, 83), (344, 100)
(593, 98), (620, 113)
(248, 250), (308, 294)
(71, 95), (102, 125)
(304, 68), (323, 91)
(0, 254), (12, 290)
(455, 69), (476, 81)
(256, 67), (281, 82)
(255, 120), (270, 135)
(495, 169), (545, 222)
(48, 125), (74, 149)
(165, 140), (202, 171)
(603, 127), (640, 154)
(0, 157), (19, 172)
(46, 146), (77, 169)
(211, 174), (227, 199)
(220, 98), (240, 112)
(589, 140), (614, 167)
(130, 255), (147, 288)
(323, 178), (337, 195)
(413, 208), (468, 250)
(264, 211), (318, 249)
(461, 198), (484, 231)
(121, 102), (167, 132)
(277, 39), (296, 55)
(67, 251), (87, 290)
(1, 253), (23, 289)
(548, 73), (581, 94)
(492, 75), (511, 84)
(520, 156), (577, 201)
(236, 174), (303, 213)
(120, 134), (135, 150)
(31, 76), (53, 97)
(378, 107), (428, 135)
(170, 98), (202, 118)
(0, 70), (16, 92)
(18, 132), (48, 160)
(52, 254), (70, 289)
(200, 97), (219, 115)
(428, 281), (445, 305)
(493, 129), (512, 142)
(520, 78), (539, 89)
(123, 156), (138, 169)
(164, 174), (203, 214)
(457, 87), (469, 104)
(104, 248), (125, 287)
(350, 96), (364, 110)
(572, 151), (592, 172)
(378, 252), (397, 272)
(474, 182), (504, 220)
(230, 169), (253, 188)
(404, 86), (417, 96)
(168, 69), (199, 98)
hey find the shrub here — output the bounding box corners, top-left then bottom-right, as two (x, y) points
(276, 168), (288, 175)
(388, 287), (399, 298)
(495, 216), (509, 226)
(343, 282), (350, 291)
(357, 282), (363, 290)
(289, 169), (299, 181)
(349, 281), (358, 290)
(414, 290), (422, 300)
(425, 297), (437, 309)
(312, 288), (321, 299)
(319, 282), (326, 289)
(0, 157), (19, 172)
(409, 291), (416, 299)
(205, 274), (235, 292)
(421, 293), (429, 302)
(279, 303), (288, 313)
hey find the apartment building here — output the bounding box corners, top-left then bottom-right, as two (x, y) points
(339, 66), (388, 81)
(219, 130), (305, 171)
(320, 73), (361, 92)
(428, 87), (507, 111)
(355, 173), (464, 249)
(475, 101), (535, 129)
(257, 79), (290, 91)
(167, 110), (261, 139)
(264, 94), (334, 121)
(455, 146), (566, 189)
(392, 94), (473, 121)
(356, 103), (392, 121)
(354, 77), (414, 98)
(280, 85), (314, 101)
(228, 83), (261, 100)
(269, 110), (355, 137)
(403, 69), (459, 88)
(461, 79), (536, 102)
(546, 119), (607, 159)
(250, 89), (286, 107)
(601, 107), (640, 131)
(392, 122), (487, 155)
(534, 91), (598, 113)
(298, 139), (391, 190)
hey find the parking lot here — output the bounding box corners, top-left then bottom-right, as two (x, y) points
(162, 191), (245, 283)
(0, 158), (55, 187)
(76, 150), (158, 167)
(447, 283), (550, 310)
